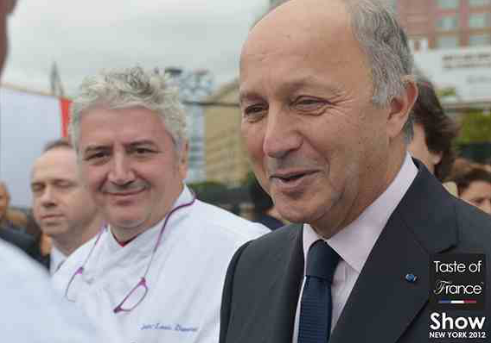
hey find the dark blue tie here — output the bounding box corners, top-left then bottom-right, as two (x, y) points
(298, 240), (340, 343)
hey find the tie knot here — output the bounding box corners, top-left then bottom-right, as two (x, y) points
(306, 240), (339, 282)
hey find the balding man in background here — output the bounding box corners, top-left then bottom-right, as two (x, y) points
(31, 138), (103, 274)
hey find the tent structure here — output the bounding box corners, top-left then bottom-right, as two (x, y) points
(0, 84), (71, 207)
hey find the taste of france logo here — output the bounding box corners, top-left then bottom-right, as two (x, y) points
(430, 254), (485, 311)
(429, 254), (487, 341)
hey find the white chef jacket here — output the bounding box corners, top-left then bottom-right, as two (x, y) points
(53, 186), (269, 343)
(0, 240), (100, 342)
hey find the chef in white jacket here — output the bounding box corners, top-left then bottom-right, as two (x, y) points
(52, 66), (269, 343)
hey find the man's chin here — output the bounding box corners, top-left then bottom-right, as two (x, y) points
(276, 206), (312, 225)
(111, 218), (145, 231)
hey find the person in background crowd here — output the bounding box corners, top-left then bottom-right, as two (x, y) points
(450, 157), (479, 179)
(219, 0), (491, 342)
(408, 78), (459, 182)
(52, 66), (269, 343)
(451, 167), (491, 215)
(0, 181), (37, 255)
(0, 0), (15, 73)
(1, 1), (101, 341)
(31, 138), (103, 274)
(249, 176), (285, 230)
(481, 157), (491, 173)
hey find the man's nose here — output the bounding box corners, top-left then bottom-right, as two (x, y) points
(40, 187), (56, 207)
(263, 108), (302, 159)
(108, 153), (135, 185)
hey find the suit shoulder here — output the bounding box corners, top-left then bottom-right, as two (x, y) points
(236, 223), (302, 263)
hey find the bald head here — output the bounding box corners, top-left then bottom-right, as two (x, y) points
(244, 0), (413, 110)
(238, 0), (417, 237)
(243, 0), (355, 69)
(240, 0), (367, 97)
(31, 146), (101, 255)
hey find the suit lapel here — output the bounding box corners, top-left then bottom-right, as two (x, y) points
(268, 224), (304, 343)
(331, 165), (458, 343)
(330, 211), (429, 343)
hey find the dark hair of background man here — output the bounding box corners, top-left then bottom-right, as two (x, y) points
(412, 79), (459, 181)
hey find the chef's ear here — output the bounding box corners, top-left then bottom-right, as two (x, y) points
(177, 140), (189, 180)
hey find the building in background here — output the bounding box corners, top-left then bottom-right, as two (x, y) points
(394, 0), (491, 113)
(166, 68), (213, 183)
(396, 0), (491, 51)
(204, 80), (250, 186)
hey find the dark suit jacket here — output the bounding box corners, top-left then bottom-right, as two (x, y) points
(0, 226), (36, 256)
(220, 164), (491, 343)
(0, 223), (50, 270)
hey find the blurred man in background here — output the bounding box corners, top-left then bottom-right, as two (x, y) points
(0, 0), (15, 73)
(408, 79), (458, 182)
(0, 181), (37, 255)
(248, 176), (284, 230)
(452, 167), (491, 215)
(31, 138), (103, 274)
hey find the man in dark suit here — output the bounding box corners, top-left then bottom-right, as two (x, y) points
(0, 181), (38, 257)
(0, 224), (36, 254)
(220, 0), (491, 342)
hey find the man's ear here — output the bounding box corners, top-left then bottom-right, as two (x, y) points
(430, 150), (443, 166)
(178, 141), (189, 180)
(387, 77), (419, 139)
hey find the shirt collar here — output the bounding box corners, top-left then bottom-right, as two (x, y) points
(50, 245), (67, 275)
(303, 153), (418, 273)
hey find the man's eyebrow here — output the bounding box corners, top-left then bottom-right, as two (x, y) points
(239, 76), (343, 104)
(82, 145), (110, 154)
(239, 90), (263, 106)
(30, 181), (43, 188)
(128, 140), (157, 147)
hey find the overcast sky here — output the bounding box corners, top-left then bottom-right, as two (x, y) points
(2, 0), (268, 96)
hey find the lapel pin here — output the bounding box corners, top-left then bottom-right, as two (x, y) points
(405, 273), (417, 283)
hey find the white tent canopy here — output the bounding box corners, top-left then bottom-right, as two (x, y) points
(0, 85), (66, 207)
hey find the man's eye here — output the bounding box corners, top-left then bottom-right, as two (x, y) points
(85, 151), (108, 161)
(55, 181), (73, 189)
(132, 148), (155, 156)
(31, 186), (43, 194)
(243, 104), (267, 120)
(293, 97), (328, 111)
(474, 198), (486, 205)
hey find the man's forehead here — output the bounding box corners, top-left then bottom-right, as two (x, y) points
(32, 149), (78, 176)
(78, 107), (170, 147)
(81, 138), (160, 152)
(241, 0), (352, 70)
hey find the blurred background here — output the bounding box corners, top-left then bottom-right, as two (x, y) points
(1, 0), (491, 217)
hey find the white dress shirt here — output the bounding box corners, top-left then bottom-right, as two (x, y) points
(292, 153), (418, 343)
(50, 245), (67, 276)
(53, 186), (269, 343)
